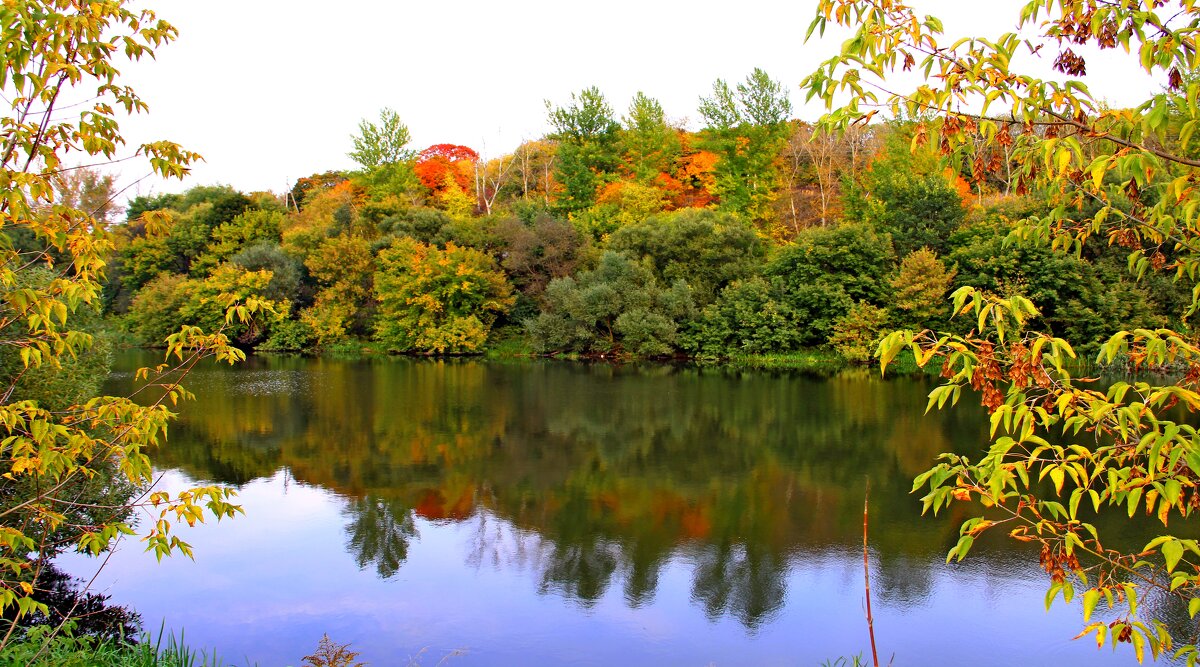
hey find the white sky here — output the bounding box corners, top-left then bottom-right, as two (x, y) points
(107, 0), (1165, 199)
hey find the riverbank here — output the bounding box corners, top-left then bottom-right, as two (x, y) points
(0, 630), (226, 667)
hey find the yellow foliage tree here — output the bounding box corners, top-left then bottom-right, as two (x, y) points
(0, 0), (274, 642)
(374, 238), (514, 354)
(301, 236), (376, 348)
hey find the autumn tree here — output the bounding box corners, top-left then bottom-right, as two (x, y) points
(492, 214), (584, 299)
(45, 167), (122, 226)
(289, 171), (348, 211)
(374, 238), (514, 354)
(808, 0), (1200, 660)
(671, 135), (719, 209)
(778, 121), (879, 231)
(0, 0), (270, 644)
(572, 181), (669, 240)
(511, 139), (558, 204)
(474, 151), (515, 215)
(414, 144), (478, 194)
(302, 236), (376, 347)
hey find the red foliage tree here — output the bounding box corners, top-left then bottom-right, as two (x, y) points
(414, 143), (479, 194)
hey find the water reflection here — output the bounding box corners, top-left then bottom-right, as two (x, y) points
(344, 496), (417, 579)
(141, 356), (972, 618)
(77, 354), (1183, 665)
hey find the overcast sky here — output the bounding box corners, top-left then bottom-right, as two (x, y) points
(108, 0), (1164, 199)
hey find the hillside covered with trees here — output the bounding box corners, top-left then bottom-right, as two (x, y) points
(88, 69), (1185, 362)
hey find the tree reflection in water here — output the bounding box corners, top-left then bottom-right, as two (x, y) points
(343, 496), (417, 579)
(116, 353), (1194, 635)
(690, 543), (786, 631)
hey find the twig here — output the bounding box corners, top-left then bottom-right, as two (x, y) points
(863, 478), (880, 667)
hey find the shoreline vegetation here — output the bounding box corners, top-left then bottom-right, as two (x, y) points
(95, 77), (1186, 373)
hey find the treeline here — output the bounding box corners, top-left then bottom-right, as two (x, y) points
(94, 70), (1187, 359)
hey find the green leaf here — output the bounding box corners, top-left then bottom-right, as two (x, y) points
(1082, 588), (1101, 621)
(947, 534), (974, 563)
(1164, 539), (1185, 572)
(1045, 582), (1063, 611)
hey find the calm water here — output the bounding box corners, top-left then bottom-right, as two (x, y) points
(56, 353), (1186, 666)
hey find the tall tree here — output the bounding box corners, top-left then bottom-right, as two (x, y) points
(545, 87), (621, 214)
(697, 69), (793, 231)
(348, 107), (414, 169)
(474, 152), (515, 215)
(620, 92), (682, 183)
(511, 139), (559, 204)
(779, 122), (880, 231)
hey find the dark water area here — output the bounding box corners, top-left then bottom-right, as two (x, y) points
(55, 353), (1186, 665)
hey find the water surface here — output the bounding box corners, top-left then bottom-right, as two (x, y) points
(57, 354), (1182, 665)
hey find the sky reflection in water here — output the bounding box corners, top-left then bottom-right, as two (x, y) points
(57, 356), (1175, 666)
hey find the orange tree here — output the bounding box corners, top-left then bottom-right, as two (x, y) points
(0, 0), (273, 644)
(805, 0), (1200, 662)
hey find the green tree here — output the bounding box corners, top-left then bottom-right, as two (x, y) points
(348, 107), (414, 169)
(570, 181), (668, 241)
(231, 241), (304, 305)
(767, 224), (895, 304)
(608, 208), (764, 305)
(302, 236), (376, 347)
(546, 87), (621, 214)
(127, 272), (198, 345)
(526, 252), (695, 356)
(828, 301), (889, 363)
(810, 0), (1200, 659)
(128, 266), (283, 347)
(843, 125), (967, 257)
(690, 277), (806, 356)
(0, 0), (269, 644)
(374, 238), (514, 354)
(764, 224), (894, 347)
(620, 92), (682, 183)
(889, 248), (956, 331)
(192, 208), (284, 276)
(697, 68), (793, 228)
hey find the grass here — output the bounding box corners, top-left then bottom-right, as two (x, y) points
(721, 349), (848, 373)
(0, 625), (238, 667)
(324, 338), (385, 358)
(820, 656), (868, 667)
(483, 327), (536, 359)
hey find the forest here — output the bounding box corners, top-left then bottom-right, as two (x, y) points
(77, 69), (1183, 363)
